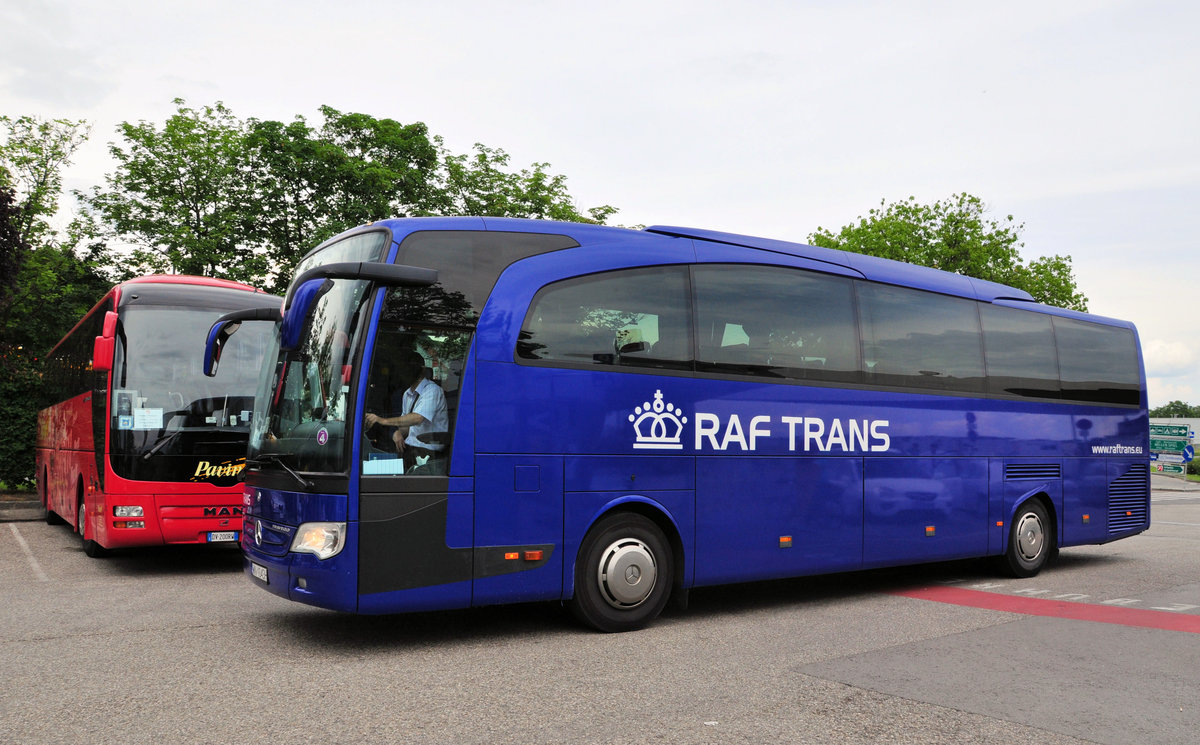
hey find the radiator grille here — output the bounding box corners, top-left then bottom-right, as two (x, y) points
(1108, 463), (1149, 534)
(1005, 463), (1061, 480)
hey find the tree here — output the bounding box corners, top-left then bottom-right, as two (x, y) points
(0, 114), (90, 246)
(242, 106), (443, 291)
(91, 100), (618, 293)
(86, 99), (266, 282)
(1149, 401), (1200, 418)
(809, 193), (1087, 311)
(0, 187), (26, 299)
(430, 142), (617, 224)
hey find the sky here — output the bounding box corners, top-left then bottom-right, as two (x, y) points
(2, 0), (1197, 408)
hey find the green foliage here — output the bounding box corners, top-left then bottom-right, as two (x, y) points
(88, 100), (617, 294)
(430, 142), (617, 224)
(242, 106), (441, 291)
(0, 186), (27, 297)
(86, 100), (267, 282)
(0, 114), (90, 245)
(0, 345), (42, 490)
(1149, 400), (1200, 418)
(809, 193), (1087, 311)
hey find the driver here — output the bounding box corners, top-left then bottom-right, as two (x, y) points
(363, 349), (448, 471)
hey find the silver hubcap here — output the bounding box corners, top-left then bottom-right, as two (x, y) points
(596, 538), (657, 609)
(1015, 511), (1044, 562)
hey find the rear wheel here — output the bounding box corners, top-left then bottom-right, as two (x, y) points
(569, 513), (673, 633)
(1000, 500), (1051, 578)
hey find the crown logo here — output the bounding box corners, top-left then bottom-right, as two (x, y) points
(629, 390), (687, 450)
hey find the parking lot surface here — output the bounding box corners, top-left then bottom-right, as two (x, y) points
(2, 478), (1198, 744)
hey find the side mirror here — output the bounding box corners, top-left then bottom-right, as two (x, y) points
(204, 305), (282, 377)
(92, 311), (120, 372)
(280, 278), (334, 352)
(92, 336), (114, 372)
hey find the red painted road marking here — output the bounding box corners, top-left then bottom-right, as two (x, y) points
(892, 586), (1200, 634)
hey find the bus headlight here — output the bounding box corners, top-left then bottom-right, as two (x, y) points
(113, 506), (144, 517)
(290, 522), (346, 560)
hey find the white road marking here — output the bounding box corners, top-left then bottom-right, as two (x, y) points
(8, 523), (49, 582)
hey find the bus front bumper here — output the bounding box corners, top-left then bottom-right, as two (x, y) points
(241, 523), (358, 612)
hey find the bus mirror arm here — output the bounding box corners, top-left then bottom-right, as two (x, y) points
(279, 262), (438, 352)
(204, 306), (282, 377)
(284, 262), (438, 310)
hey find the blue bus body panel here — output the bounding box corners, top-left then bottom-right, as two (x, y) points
(695, 455), (863, 584)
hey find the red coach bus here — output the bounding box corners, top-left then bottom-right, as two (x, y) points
(37, 275), (279, 557)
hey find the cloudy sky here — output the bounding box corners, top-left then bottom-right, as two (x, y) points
(3, 0), (1197, 407)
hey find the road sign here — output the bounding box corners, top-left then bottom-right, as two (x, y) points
(1155, 463), (1186, 475)
(1185, 445), (1195, 463)
(1150, 423), (1190, 438)
(1150, 438), (1189, 453)
(1156, 452), (1185, 464)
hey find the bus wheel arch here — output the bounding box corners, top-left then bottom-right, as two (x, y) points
(1000, 495), (1055, 578)
(43, 466), (64, 525)
(568, 506), (679, 632)
(76, 478), (107, 558)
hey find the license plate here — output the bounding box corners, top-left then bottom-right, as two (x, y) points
(251, 562), (269, 583)
(207, 531), (238, 542)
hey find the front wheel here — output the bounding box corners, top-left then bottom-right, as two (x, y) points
(77, 493), (108, 558)
(1000, 500), (1052, 578)
(569, 513), (674, 633)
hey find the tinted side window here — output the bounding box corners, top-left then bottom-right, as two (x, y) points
(399, 231), (580, 319)
(980, 304), (1060, 399)
(693, 264), (859, 383)
(859, 282), (984, 393)
(1053, 317), (1140, 406)
(517, 266), (692, 371)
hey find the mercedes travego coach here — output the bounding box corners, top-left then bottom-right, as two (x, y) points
(39, 275), (280, 556)
(217, 217), (1149, 631)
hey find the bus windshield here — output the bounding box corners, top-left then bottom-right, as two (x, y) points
(110, 305), (274, 480)
(248, 278), (373, 473)
(248, 230), (391, 474)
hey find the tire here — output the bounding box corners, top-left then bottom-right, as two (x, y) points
(77, 492), (108, 558)
(569, 513), (673, 633)
(1000, 500), (1052, 578)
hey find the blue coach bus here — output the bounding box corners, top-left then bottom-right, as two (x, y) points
(212, 217), (1149, 631)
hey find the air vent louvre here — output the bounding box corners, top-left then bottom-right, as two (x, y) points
(1108, 463), (1149, 534)
(1004, 463), (1061, 480)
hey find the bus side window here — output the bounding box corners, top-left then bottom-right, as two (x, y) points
(517, 266), (691, 370)
(693, 264), (858, 382)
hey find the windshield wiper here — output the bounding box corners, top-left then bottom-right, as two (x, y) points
(246, 453), (313, 489)
(142, 430), (183, 460)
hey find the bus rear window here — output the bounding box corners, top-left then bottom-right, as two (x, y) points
(1053, 317), (1140, 406)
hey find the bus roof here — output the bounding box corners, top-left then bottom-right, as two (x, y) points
(119, 274), (269, 293)
(328, 217), (1132, 328)
(645, 224), (1036, 305)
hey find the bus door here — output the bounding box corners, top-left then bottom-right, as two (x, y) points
(356, 322), (475, 612)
